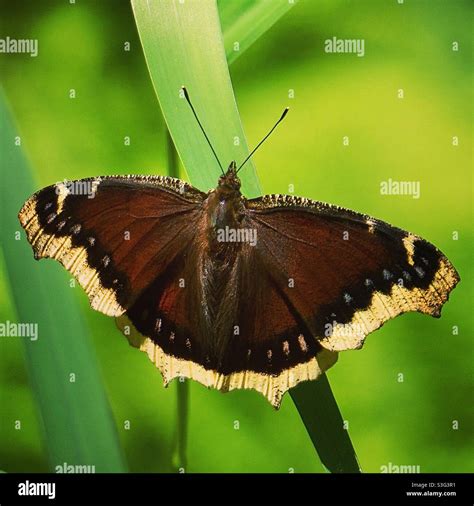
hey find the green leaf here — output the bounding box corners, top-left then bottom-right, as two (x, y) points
(219, 0), (299, 65)
(291, 376), (361, 472)
(0, 89), (126, 472)
(131, 0), (260, 198)
(218, 1), (361, 474)
(132, 0), (360, 472)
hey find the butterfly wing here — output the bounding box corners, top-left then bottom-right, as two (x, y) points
(19, 180), (460, 409)
(116, 234), (338, 408)
(18, 175), (206, 316)
(244, 194), (460, 353)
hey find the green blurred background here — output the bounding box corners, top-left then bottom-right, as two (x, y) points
(0, 0), (472, 473)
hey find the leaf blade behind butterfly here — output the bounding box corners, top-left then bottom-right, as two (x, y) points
(131, 0), (261, 198)
(132, 0), (360, 473)
(219, 0), (299, 65)
(218, 0), (361, 474)
(291, 376), (361, 473)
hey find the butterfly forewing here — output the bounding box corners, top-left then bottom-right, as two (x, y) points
(18, 176), (205, 316)
(244, 194), (460, 352)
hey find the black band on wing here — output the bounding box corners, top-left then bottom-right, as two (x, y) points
(34, 184), (131, 307)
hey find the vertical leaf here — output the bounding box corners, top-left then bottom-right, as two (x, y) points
(291, 376), (361, 472)
(131, 0), (260, 197)
(0, 90), (126, 472)
(132, 0), (360, 472)
(219, 0), (299, 65)
(218, 1), (361, 474)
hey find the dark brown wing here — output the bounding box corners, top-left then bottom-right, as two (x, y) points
(20, 181), (459, 409)
(115, 235), (337, 408)
(243, 194), (460, 353)
(19, 175), (206, 316)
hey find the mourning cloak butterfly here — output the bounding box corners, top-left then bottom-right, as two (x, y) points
(18, 95), (460, 408)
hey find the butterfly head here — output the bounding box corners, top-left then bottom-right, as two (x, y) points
(217, 161), (241, 195)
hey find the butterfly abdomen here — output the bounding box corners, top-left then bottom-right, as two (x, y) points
(192, 190), (249, 363)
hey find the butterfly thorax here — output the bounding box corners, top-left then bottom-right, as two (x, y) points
(215, 161), (241, 200)
(207, 163), (245, 254)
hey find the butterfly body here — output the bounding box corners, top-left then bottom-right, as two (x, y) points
(186, 162), (246, 362)
(18, 166), (459, 407)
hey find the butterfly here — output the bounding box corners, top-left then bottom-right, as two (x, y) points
(18, 89), (460, 408)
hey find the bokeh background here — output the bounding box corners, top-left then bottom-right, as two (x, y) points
(0, 0), (472, 473)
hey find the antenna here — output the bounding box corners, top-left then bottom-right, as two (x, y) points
(181, 86), (224, 175)
(237, 107), (289, 173)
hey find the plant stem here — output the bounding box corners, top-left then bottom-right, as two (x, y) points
(171, 379), (189, 472)
(167, 129), (190, 471)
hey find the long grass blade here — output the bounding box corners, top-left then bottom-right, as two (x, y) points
(132, 0), (360, 472)
(219, 0), (361, 473)
(0, 89), (126, 472)
(131, 0), (260, 198)
(219, 0), (298, 65)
